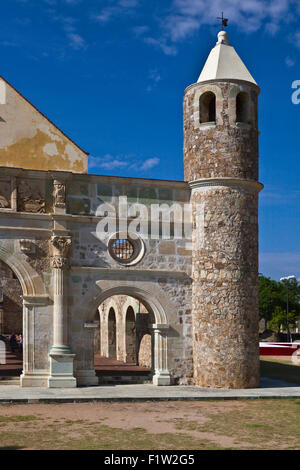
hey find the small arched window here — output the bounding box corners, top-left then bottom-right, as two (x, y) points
(200, 91), (216, 124)
(236, 92), (250, 124)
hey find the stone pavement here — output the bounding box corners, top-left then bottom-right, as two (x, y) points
(0, 378), (299, 403)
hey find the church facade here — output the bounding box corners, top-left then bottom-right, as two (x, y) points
(0, 31), (263, 389)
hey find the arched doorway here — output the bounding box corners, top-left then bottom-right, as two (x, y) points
(93, 293), (162, 384)
(0, 260), (23, 380)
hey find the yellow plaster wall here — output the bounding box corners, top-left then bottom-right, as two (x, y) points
(0, 78), (88, 173)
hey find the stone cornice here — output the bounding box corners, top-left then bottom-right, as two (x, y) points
(23, 295), (50, 306)
(184, 78), (260, 94)
(0, 166), (189, 189)
(189, 178), (264, 193)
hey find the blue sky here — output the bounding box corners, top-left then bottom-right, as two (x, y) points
(1, 0), (300, 280)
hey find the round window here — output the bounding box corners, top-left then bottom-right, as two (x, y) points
(111, 239), (134, 260)
(108, 233), (145, 266)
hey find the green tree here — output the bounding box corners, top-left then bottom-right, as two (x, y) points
(268, 306), (299, 335)
(258, 274), (300, 332)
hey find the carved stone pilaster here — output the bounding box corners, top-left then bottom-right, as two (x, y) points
(53, 180), (66, 212)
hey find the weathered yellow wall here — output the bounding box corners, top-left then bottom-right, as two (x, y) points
(0, 78), (88, 173)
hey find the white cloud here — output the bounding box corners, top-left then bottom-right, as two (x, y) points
(163, 0), (299, 42)
(142, 0), (300, 56)
(67, 32), (86, 49)
(93, 0), (139, 24)
(89, 154), (160, 173)
(140, 157), (160, 171)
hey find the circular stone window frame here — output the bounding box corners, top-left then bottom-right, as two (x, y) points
(107, 231), (145, 267)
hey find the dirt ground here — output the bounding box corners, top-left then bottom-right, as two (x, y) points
(0, 399), (299, 450)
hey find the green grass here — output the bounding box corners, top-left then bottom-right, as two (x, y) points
(260, 358), (300, 385)
(172, 399), (300, 450)
(0, 399), (299, 450)
(0, 423), (224, 450)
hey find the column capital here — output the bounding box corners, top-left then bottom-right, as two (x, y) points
(50, 235), (72, 269)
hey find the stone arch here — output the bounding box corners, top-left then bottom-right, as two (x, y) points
(0, 245), (47, 297)
(90, 284), (169, 325)
(200, 91), (216, 123)
(228, 84), (256, 127)
(87, 282), (171, 385)
(0, 244), (49, 387)
(193, 84), (223, 128)
(236, 91), (250, 124)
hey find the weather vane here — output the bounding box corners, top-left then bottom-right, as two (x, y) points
(217, 12), (229, 30)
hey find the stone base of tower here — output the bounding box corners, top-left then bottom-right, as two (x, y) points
(193, 356), (260, 389)
(190, 180), (262, 390)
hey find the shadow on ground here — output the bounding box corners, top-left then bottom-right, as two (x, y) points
(260, 359), (300, 386)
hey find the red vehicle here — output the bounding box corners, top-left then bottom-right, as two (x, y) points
(259, 342), (300, 356)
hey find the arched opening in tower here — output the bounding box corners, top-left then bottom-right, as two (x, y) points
(0, 260), (23, 381)
(200, 91), (216, 123)
(236, 92), (250, 124)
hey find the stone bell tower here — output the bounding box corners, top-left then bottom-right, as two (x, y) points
(184, 30), (263, 389)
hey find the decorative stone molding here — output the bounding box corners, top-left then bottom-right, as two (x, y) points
(50, 257), (69, 269)
(50, 235), (72, 269)
(0, 177), (16, 211)
(189, 177), (264, 193)
(17, 179), (46, 213)
(53, 180), (66, 210)
(19, 239), (33, 254)
(22, 295), (50, 307)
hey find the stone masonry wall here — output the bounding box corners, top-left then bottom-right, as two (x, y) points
(183, 81), (259, 182)
(191, 186), (260, 388)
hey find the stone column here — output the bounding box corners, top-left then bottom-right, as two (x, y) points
(151, 324), (171, 386)
(48, 235), (76, 388)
